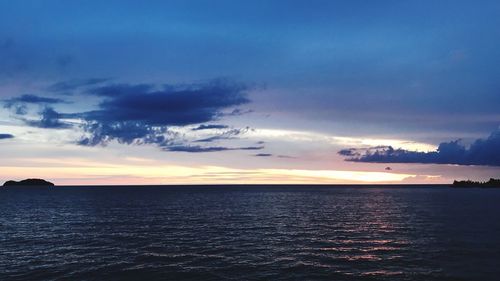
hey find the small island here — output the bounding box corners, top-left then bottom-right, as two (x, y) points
(452, 178), (500, 188)
(3, 178), (55, 187)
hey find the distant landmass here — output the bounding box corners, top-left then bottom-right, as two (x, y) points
(3, 178), (55, 187)
(452, 178), (500, 188)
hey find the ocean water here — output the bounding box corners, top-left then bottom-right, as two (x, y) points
(1, 185), (500, 281)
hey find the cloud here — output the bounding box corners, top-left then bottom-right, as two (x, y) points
(194, 127), (250, 143)
(4, 94), (66, 106)
(24, 107), (72, 129)
(339, 129), (500, 167)
(46, 78), (110, 93)
(0, 133), (14, 139)
(192, 124), (229, 130)
(165, 145), (263, 153)
(253, 153), (295, 158)
(338, 148), (360, 157)
(5, 78), (257, 152)
(77, 121), (172, 146)
(75, 79), (254, 151)
(80, 79), (249, 127)
(12, 104), (27, 115)
(2, 94), (71, 129)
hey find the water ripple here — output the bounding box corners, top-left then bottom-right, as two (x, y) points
(1, 185), (500, 280)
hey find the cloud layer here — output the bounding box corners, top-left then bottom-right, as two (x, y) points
(339, 130), (500, 167)
(2, 78), (259, 152)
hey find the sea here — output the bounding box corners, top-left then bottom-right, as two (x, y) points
(1, 185), (500, 281)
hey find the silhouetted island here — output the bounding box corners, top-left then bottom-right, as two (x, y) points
(3, 178), (55, 187)
(452, 178), (500, 188)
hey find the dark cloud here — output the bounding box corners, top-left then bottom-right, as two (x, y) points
(192, 124), (229, 131)
(76, 121), (170, 146)
(338, 148), (360, 157)
(165, 145), (263, 153)
(24, 107), (72, 129)
(75, 79), (254, 151)
(237, 146), (264, 151)
(253, 153), (295, 158)
(4, 94), (66, 106)
(76, 122), (186, 148)
(254, 153), (296, 158)
(47, 78), (110, 93)
(339, 130), (500, 167)
(80, 79), (249, 127)
(0, 133), (14, 139)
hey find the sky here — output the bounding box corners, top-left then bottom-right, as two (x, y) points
(0, 0), (499, 185)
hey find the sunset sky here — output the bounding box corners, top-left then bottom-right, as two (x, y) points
(1, 0), (499, 185)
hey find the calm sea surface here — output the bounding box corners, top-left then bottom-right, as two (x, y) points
(1, 185), (500, 281)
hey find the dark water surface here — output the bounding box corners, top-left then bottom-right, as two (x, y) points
(1, 185), (500, 281)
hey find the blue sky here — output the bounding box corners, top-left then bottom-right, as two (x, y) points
(0, 1), (499, 184)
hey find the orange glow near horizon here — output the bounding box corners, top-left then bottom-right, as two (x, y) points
(0, 160), (435, 185)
